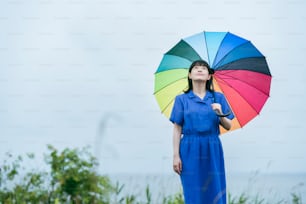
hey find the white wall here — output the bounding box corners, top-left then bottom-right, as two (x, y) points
(0, 0), (305, 174)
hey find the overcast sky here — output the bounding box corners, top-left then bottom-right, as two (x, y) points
(0, 0), (306, 175)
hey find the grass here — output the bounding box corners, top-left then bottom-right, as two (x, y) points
(110, 182), (304, 204)
(227, 192), (303, 204)
(108, 172), (305, 204)
(112, 188), (303, 204)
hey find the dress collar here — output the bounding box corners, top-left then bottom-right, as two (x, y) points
(187, 90), (213, 101)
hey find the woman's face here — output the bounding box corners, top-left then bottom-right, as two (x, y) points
(188, 65), (211, 82)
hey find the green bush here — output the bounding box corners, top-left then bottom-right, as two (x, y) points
(0, 145), (114, 204)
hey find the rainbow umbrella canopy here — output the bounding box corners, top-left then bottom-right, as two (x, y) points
(154, 31), (272, 133)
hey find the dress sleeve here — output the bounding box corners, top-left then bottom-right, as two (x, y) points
(219, 94), (235, 120)
(169, 96), (184, 126)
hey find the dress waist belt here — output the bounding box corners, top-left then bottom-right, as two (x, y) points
(183, 131), (216, 137)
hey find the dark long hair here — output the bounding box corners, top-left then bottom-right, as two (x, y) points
(184, 60), (215, 93)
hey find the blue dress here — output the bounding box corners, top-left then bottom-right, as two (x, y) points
(170, 90), (234, 204)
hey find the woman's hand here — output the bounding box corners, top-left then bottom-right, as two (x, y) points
(173, 154), (182, 175)
(211, 103), (223, 115)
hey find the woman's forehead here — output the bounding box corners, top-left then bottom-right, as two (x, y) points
(193, 64), (208, 68)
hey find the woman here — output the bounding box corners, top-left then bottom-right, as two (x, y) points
(170, 60), (234, 204)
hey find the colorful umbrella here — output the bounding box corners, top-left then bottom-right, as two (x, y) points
(154, 31), (271, 133)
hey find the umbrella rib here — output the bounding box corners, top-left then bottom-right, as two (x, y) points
(213, 41), (252, 69)
(155, 54), (192, 74)
(153, 75), (187, 95)
(213, 77), (243, 128)
(154, 67), (188, 75)
(216, 70), (270, 96)
(211, 32), (230, 66)
(165, 53), (191, 60)
(218, 79), (269, 114)
(161, 87), (188, 113)
(215, 74), (269, 115)
(203, 31), (211, 65)
(164, 52), (198, 63)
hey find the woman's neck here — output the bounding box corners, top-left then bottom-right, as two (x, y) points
(192, 81), (206, 99)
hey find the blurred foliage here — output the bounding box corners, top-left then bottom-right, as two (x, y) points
(0, 145), (303, 204)
(0, 145), (113, 204)
(228, 192), (303, 204)
(162, 191), (184, 204)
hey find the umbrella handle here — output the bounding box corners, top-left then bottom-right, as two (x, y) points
(214, 110), (232, 117)
(211, 91), (232, 117)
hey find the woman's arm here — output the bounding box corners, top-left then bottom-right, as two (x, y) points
(219, 116), (232, 130)
(173, 123), (182, 174)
